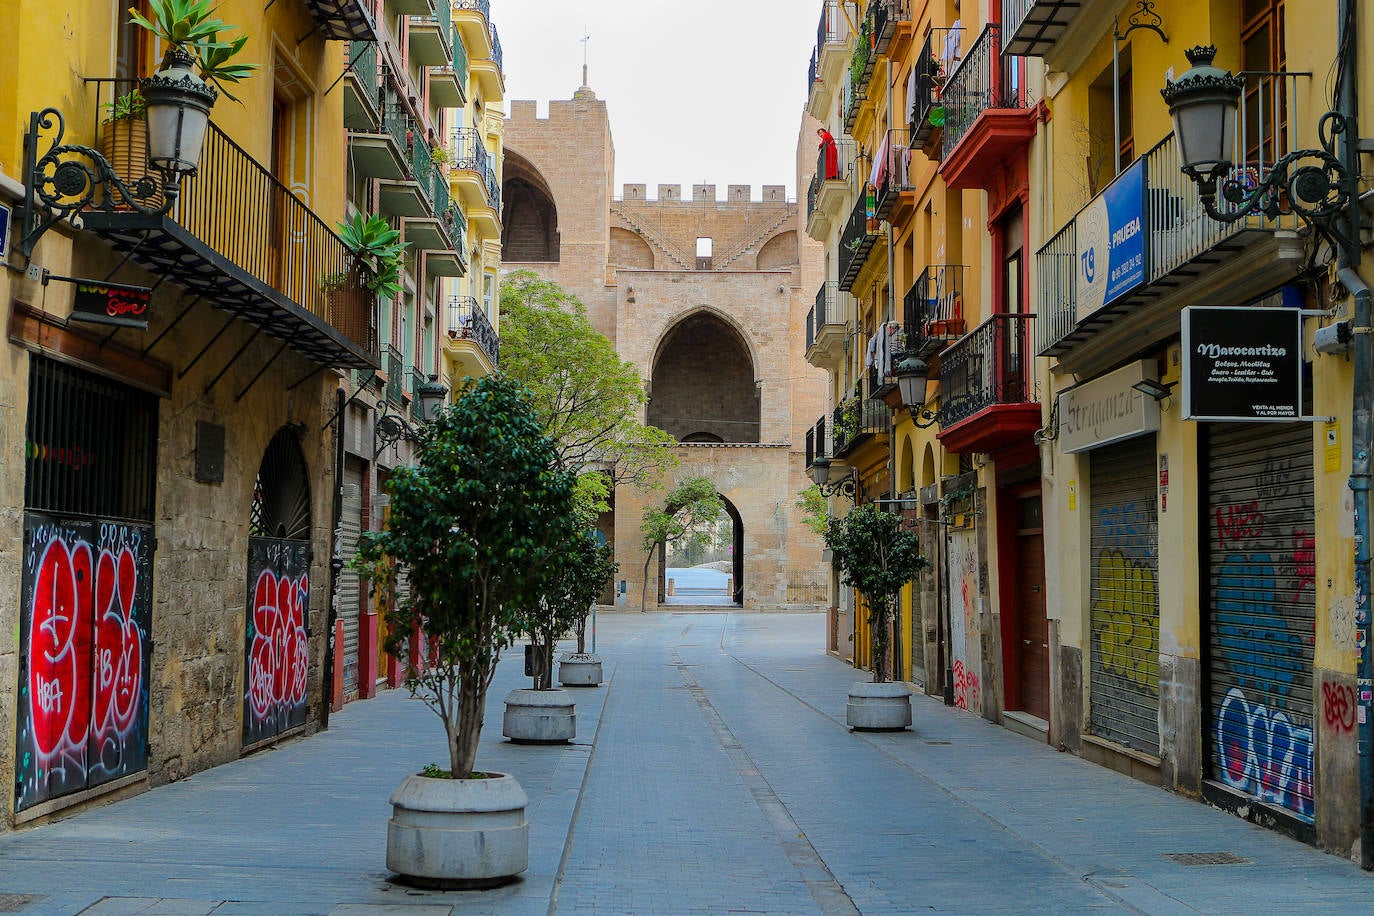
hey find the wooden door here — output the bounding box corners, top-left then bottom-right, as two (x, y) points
(1015, 495), (1049, 720)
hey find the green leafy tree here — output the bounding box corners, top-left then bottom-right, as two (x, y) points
(795, 484), (830, 537)
(499, 270), (677, 502)
(639, 477), (725, 611)
(354, 374), (577, 777)
(823, 503), (929, 683)
(526, 535), (618, 685)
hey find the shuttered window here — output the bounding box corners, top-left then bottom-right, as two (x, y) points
(339, 459), (365, 695)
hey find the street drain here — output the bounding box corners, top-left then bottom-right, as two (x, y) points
(1164, 852), (1251, 866)
(924, 740), (953, 746)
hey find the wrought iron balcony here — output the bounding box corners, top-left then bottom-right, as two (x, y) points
(345, 40), (381, 130)
(937, 313), (1039, 454)
(79, 83), (376, 368)
(909, 30), (939, 147)
(409, 365), (429, 422)
(805, 415), (832, 468)
(408, 0), (453, 67)
(867, 0), (911, 57)
(832, 379), (892, 458)
(838, 194), (881, 292)
(902, 265), (967, 357)
(299, 0), (376, 41)
(384, 344), (406, 405)
(489, 24), (503, 72)
(455, 0), (490, 17)
(873, 128), (913, 220)
(446, 296), (499, 367)
(806, 281), (849, 368)
(807, 136), (856, 239)
(940, 23), (1036, 188)
(806, 0), (850, 118)
(1036, 71), (1307, 362)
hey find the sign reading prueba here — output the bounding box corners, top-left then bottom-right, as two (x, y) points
(1182, 306), (1303, 421)
(1076, 157), (1146, 320)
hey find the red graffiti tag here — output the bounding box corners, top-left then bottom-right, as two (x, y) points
(247, 569), (309, 723)
(953, 659), (981, 712)
(1215, 501), (1265, 547)
(93, 546), (143, 738)
(1292, 529), (1316, 600)
(28, 538), (93, 759)
(1323, 681), (1356, 733)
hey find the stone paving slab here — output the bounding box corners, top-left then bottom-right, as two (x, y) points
(1, 615), (1372, 914)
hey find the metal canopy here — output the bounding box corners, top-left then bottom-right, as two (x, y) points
(1002, 0), (1081, 57)
(300, 0), (378, 41)
(82, 213), (379, 370)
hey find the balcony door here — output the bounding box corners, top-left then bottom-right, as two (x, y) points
(997, 204), (1027, 405)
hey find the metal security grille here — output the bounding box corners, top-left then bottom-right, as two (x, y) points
(1205, 422), (1316, 821)
(1088, 437), (1160, 756)
(25, 357), (157, 521)
(339, 460), (365, 695)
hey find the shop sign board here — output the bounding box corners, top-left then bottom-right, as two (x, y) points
(1182, 306), (1304, 421)
(1076, 157), (1146, 320)
(1057, 359), (1162, 453)
(70, 279), (152, 329)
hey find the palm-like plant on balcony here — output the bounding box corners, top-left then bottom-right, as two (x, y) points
(98, 89), (159, 207)
(334, 213), (410, 300)
(129, 0), (259, 101)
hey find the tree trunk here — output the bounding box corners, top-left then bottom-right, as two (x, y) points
(451, 663), (486, 777)
(872, 596), (892, 684)
(640, 547), (656, 612)
(574, 613), (587, 654)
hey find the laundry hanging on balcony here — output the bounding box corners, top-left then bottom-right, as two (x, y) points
(864, 321), (903, 377)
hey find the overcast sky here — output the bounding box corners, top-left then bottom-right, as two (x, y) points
(495, 1), (817, 201)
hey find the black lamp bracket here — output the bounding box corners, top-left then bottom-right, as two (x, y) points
(18, 107), (180, 263)
(373, 405), (421, 457)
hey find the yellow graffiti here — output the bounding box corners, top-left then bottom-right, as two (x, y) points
(1093, 550), (1160, 690)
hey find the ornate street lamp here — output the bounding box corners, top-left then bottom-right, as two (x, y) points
(810, 457), (857, 499)
(893, 354), (940, 429)
(415, 374), (449, 423)
(141, 48), (217, 179)
(375, 375), (449, 456)
(1160, 44), (1356, 258)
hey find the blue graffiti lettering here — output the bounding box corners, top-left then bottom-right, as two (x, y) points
(1214, 554), (1307, 704)
(1215, 687), (1314, 820)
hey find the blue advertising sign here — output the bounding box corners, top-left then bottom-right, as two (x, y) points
(0, 201), (11, 261)
(1076, 158), (1146, 320)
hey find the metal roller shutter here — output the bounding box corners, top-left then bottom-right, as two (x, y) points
(1088, 437), (1160, 756)
(1205, 422), (1315, 821)
(340, 460), (364, 696)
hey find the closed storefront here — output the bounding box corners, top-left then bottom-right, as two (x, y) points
(339, 459), (365, 697)
(1088, 436), (1160, 756)
(1204, 422), (1315, 821)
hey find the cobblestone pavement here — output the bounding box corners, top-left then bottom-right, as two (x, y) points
(0, 612), (1371, 914)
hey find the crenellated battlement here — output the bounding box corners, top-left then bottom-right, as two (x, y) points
(616, 184), (789, 204)
(506, 95), (609, 129)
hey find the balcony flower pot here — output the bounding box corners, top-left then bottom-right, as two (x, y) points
(97, 91), (164, 209)
(502, 688), (576, 743)
(386, 771), (528, 889)
(926, 318), (965, 337)
(557, 652), (603, 687)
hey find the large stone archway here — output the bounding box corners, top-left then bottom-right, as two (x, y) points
(649, 311), (760, 444)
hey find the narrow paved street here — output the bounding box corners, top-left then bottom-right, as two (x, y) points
(1, 612), (1370, 914)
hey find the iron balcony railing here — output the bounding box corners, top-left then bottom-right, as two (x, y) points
(1035, 71), (1307, 355)
(807, 0), (848, 97)
(843, 63), (867, 133)
(867, 0), (911, 55)
(873, 128), (912, 219)
(447, 296), (499, 366)
(903, 265), (967, 357)
(806, 173), (821, 227)
(348, 39), (380, 101)
(455, 0), (490, 17)
(939, 313), (1035, 428)
(942, 24), (1029, 160)
(451, 126), (488, 174)
(409, 0), (452, 58)
(808, 48), (821, 98)
(489, 24), (503, 72)
(452, 26), (468, 76)
(382, 85), (410, 153)
(484, 163), (501, 213)
(910, 30), (938, 145)
(838, 193), (880, 292)
(832, 378), (892, 458)
(440, 203), (467, 254)
(384, 344), (405, 405)
(410, 365), (429, 421)
(816, 136), (857, 185)
(411, 137), (435, 208)
(807, 281), (847, 352)
(805, 415), (831, 468)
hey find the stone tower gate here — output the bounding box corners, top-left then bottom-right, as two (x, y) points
(504, 85), (828, 610)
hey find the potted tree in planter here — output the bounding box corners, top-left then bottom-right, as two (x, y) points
(557, 533), (617, 687)
(824, 502), (929, 730)
(504, 528), (617, 740)
(355, 374), (578, 887)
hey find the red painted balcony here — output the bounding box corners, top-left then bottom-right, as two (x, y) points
(939, 23), (1038, 190)
(937, 312), (1040, 456)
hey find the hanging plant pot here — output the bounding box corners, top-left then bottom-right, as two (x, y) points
(140, 47), (218, 178)
(928, 105), (946, 127)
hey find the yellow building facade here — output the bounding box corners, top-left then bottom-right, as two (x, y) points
(802, 0), (1374, 861)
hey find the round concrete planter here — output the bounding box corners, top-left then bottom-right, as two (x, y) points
(503, 688), (576, 743)
(558, 653), (604, 687)
(386, 771), (529, 888)
(846, 681), (913, 731)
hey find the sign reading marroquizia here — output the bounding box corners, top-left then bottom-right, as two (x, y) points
(1182, 306), (1303, 421)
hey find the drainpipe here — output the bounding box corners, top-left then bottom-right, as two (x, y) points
(886, 56), (902, 680)
(322, 386), (345, 731)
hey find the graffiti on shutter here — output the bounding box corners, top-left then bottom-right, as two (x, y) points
(339, 461), (365, 695)
(1089, 437), (1161, 756)
(1206, 422), (1315, 820)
